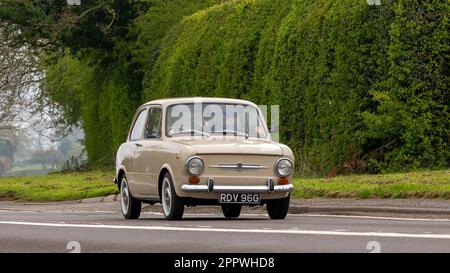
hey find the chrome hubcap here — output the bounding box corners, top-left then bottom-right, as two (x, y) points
(162, 178), (172, 216)
(120, 178), (130, 215)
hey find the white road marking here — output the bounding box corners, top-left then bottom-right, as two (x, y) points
(0, 209), (117, 214)
(298, 214), (450, 222)
(1, 220), (450, 239)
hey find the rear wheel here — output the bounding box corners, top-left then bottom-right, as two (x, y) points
(120, 176), (141, 219)
(161, 173), (184, 220)
(266, 194), (290, 220)
(221, 204), (242, 218)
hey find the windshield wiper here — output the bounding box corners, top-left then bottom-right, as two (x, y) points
(170, 130), (210, 137)
(211, 129), (249, 138)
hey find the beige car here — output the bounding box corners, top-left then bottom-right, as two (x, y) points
(114, 97), (294, 220)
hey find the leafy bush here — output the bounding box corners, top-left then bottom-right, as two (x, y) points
(42, 0), (222, 166)
(36, 0), (449, 174)
(144, 0), (449, 175)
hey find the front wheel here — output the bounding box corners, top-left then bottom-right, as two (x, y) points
(266, 194), (290, 220)
(221, 204), (242, 218)
(120, 176), (141, 219)
(161, 173), (184, 220)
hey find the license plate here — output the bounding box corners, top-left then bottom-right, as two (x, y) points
(218, 193), (261, 204)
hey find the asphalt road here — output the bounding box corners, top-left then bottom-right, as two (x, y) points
(1, 202), (450, 253)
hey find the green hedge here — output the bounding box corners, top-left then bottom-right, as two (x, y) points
(43, 0), (221, 166)
(42, 0), (449, 174)
(144, 0), (449, 175)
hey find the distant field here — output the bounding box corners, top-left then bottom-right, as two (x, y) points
(2, 164), (55, 177)
(0, 170), (117, 202)
(0, 169), (449, 202)
(292, 170), (450, 199)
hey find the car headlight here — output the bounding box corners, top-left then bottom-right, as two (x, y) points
(186, 156), (204, 176)
(275, 158), (293, 177)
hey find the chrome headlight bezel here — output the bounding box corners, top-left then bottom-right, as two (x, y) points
(274, 158), (294, 177)
(185, 156), (204, 176)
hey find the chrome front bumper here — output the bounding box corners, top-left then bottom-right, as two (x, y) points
(181, 178), (294, 193)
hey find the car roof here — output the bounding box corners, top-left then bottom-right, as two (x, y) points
(140, 97), (259, 109)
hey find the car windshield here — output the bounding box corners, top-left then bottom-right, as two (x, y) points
(166, 103), (268, 139)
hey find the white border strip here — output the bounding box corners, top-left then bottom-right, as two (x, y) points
(1, 221), (450, 239)
(298, 214), (450, 222)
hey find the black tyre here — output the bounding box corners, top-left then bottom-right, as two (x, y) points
(266, 194), (290, 220)
(221, 204), (242, 218)
(161, 173), (184, 220)
(120, 176), (141, 219)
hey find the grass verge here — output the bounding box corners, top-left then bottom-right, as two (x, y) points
(0, 170), (118, 202)
(292, 170), (450, 199)
(1, 169), (449, 202)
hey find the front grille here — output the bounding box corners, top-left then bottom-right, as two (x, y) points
(200, 154), (277, 177)
(209, 163), (269, 170)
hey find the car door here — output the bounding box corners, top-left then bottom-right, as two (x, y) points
(133, 106), (163, 196)
(126, 107), (149, 194)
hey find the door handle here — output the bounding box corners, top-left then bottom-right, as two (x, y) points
(134, 143), (143, 147)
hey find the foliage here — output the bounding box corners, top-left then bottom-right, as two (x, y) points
(1, 0), (448, 174)
(145, 0), (449, 175)
(61, 155), (88, 172)
(360, 0), (450, 172)
(7, 0), (222, 166)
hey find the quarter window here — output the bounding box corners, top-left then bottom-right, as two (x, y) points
(145, 107), (162, 139)
(129, 110), (148, 141)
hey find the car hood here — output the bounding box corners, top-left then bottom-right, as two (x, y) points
(173, 139), (284, 156)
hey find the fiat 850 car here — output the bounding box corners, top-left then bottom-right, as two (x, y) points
(114, 97), (294, 220)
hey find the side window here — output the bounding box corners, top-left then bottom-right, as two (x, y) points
(129, 110), (148, 141)
(145, 107), (162, 139)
